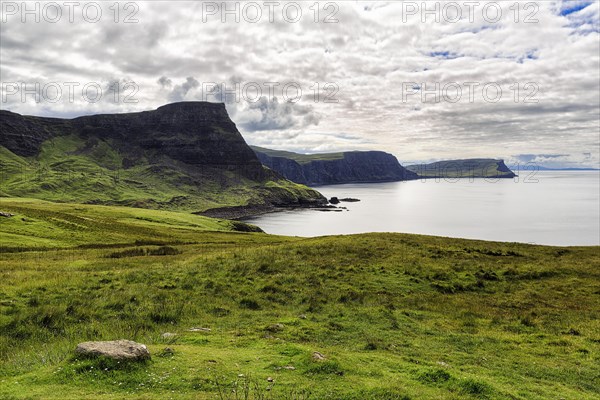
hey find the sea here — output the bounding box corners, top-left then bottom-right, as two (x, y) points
(243, 171), (600, 246)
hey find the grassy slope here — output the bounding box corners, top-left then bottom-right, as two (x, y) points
(251, 146), (346, 165)
(405, 160), (513, 178)
(0, 138), (323, 212)
(0, 198), (263, 250)
(1, 200), (599, 399)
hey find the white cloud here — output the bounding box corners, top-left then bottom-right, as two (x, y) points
(0, 1), (598, 168)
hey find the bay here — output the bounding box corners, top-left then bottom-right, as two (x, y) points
(243, 171), (600, 246)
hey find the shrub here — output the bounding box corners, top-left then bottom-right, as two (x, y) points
(239, 298), (261, 310)
(148, 246), (180, 256)
(417, 368), (451, 384)
(305, 360), (344, 376)
(457, 378), (491, 397)
(107, 246), (180, 258)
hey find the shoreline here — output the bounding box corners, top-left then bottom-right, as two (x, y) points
(194, 202), (338, 220)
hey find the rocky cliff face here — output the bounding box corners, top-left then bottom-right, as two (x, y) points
(0, 102), (325, 211)
(0, 111), (75, 157)
(1, 102), (266, 180)
(405, 159), (517, 178)
(253, 148), (418, 185)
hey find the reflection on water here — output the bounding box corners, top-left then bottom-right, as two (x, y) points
(244, 171), (600, 246)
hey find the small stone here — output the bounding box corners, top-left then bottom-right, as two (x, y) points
(299, 314), (307, 319)
(267, 377), (274, 382)
(266, 323), (284, 332)
(75, 340), (150, 361)
(312, 351), (326, 361)
(283, 365), (296, 370)
(161, 332), (177, 339)
(0, 212), (14, 218)
(188, 327), (211, 332)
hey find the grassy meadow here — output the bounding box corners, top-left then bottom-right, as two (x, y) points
(0, 198), (599, 399)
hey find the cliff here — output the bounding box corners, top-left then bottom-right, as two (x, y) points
(0, 102), (325, 212)
(251, 146), (418, 186)
(405, 159), (517, 178)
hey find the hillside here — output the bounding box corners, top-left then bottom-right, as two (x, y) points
(251, 146), (418, 185)
(406, 159), (517, 179)
(0, 103), (325, 213)
(0, 198), (263, 251)
(0, 199), (598, 399)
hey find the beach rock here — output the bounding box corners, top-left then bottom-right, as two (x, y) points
(75, 340), (150, 361)
(340, 198), (360, 202)
(329, 197), (340, 204)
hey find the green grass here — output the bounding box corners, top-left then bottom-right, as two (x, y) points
(251, 146), (346, 165)
(0, 199), (599, 399)
(0, 198), (263, 250)
(0, 138), (324, 212)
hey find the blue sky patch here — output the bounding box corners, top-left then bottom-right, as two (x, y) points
(429, 51), (462, 60)
(559, 1), (592, 16)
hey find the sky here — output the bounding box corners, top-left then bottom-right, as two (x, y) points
(1, 0), (599, 168)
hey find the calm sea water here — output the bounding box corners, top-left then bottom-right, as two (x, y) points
(244, 171), (600, 246)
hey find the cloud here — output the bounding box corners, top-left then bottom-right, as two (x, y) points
(157, 76), (172, 88)
(514, 154), (569, 163)
(167, 77), (200, 102)
(509, 153), (599, 169)
(233, 96), (322, 132)
(0, 1), (598, 167)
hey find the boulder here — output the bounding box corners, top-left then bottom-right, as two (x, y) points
(329, 197), (340, 204)
(75, 340), (150, 361)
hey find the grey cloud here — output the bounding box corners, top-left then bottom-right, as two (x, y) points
(237, 97), (322, 132)
(167, 77), (200, 102)
(514, 154), (569, 163)
(157, 76), (172, 88)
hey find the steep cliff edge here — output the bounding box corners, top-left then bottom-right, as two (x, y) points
(0, 102), (325, 212)
(251, 146), (418, 185)
(405, 159), (517, 179)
